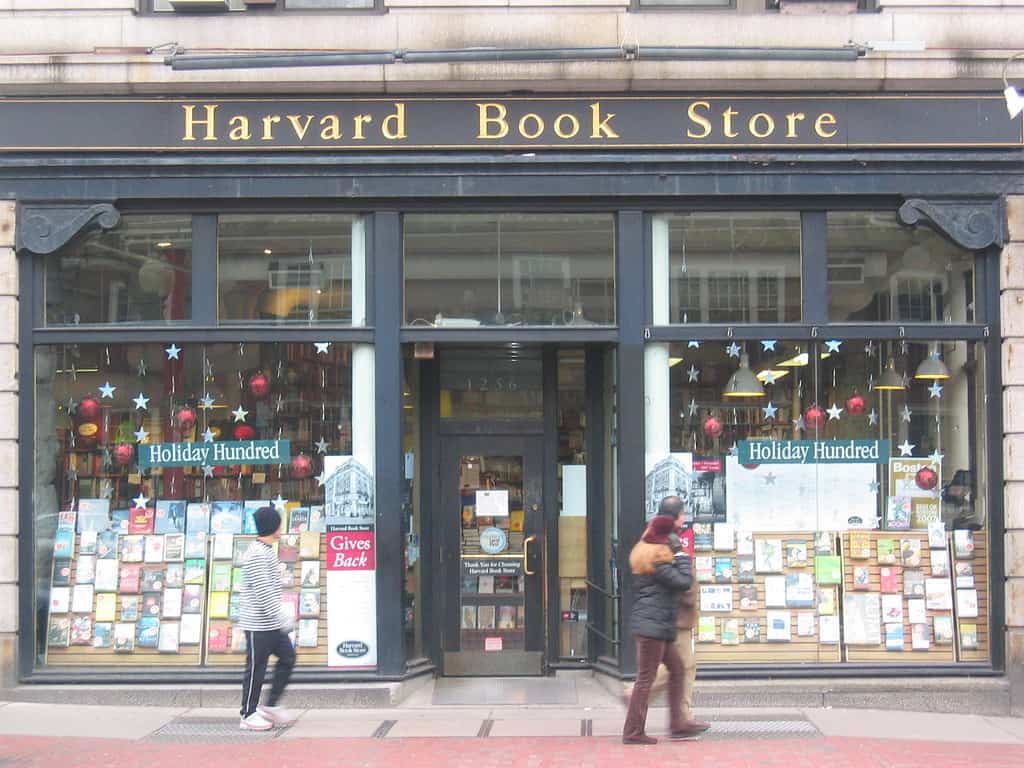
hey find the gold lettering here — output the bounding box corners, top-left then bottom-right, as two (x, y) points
(554, 113), (580, 140)
(286, 115), (315, 140)
(228, 115), (251, 142)
(748, 113), (775, 139)
(352, 115), (372, 140)
(320, 115), (343, 140)
(686, 101), (712, 139)
(785, 112), (806, 139)
(518, 113), (544, 140)
(477, 103), (510, 139)
(261, 115), (281, 141)
(722, 107), (739, 139)
(381, 103), (407, 140)
(182, 104), (218, 142)
(590, 103), (619, 139)
(814, 113), (838, 139)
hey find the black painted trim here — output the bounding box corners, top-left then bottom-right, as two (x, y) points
(31, 327), (374, 343)
(17, 250), (35, 680)
(802, 211), (828, 324)
(191, 214), (218, 325)
(400, 328), (618, 344)
(372, 211), (404, 677)
(584, 346), (607, 661)
(418, 356), (440, 667)
(984, 246), (1006, 673)
(543, 345), (559, 670)
(645, 324), (989, 342)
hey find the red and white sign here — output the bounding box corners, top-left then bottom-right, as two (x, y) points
(326, 530), (376, 571)
(484, 637), (503, 652)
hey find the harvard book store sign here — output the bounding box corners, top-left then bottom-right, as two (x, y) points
(737, 440), (890, 465)
(138, 440), (291, 469)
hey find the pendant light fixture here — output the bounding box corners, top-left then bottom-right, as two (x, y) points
(874, 356), (906, 391)
(723, 351), (766, 398)
(914, 344), (951, 381)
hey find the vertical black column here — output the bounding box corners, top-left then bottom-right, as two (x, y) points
(190, 215), (218, 325)
(543, 345), (560, 666)
(801, 211), (828, 324)
(616, 210), (645, 677)
(17, 250), (34, 681)
(373, 211), (405, 677)
(584, 345), (606, 661)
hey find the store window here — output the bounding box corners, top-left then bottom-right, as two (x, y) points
(438, 346), (543, 421)
(557, 349), (588, 660)
(402, 354), (423, 663)
(644, 336), (989, 662)
(657, 212), (802, 324)
(827, 211), (975, 323)
(218, 214), (364, 325)
(34, 341), (360, 667)
(43, 215), (192, 325)
(403, 213), (616, 327)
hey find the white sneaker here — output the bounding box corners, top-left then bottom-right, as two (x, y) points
(239, 711), (273, 731)
(259, 705), (296, 726)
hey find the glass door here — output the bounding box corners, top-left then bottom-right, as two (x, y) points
(441, 435), (544, 675)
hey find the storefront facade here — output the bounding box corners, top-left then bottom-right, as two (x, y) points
(0, 90), (1017, 688)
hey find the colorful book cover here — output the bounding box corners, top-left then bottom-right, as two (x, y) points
(96, 530), (118, 559)
(903, 569), (925, 597)
(814, 555), (842, 585)
(77, 499), (111, 533)
(697, 616), (716, 643)
(280, 592), (299, 622)
(849, 531), (871, 560)
(754, 538), (783, 573)
(737, 556), (755, 583)
(163, 588), (183, 618)
(278, 534), (299, 563)
(128, 506), (155, 535)
(120, 595), (140, 622)
(243, 501), (264, 535)
(154, 500), (186, 535)
(931, 548), (950, 577)
(876, 538), (898, 565)
(954, 529), (975, 560)
(300, 561), (321, 589)
(210, 501), (244, 535)
(53, 528), (75, 560)
(907, 598), (927, 625)
(113, 622), (136, 652)
(738, 584), (758, 610)
(852, 566), (871, 590)
(695, 556), (714, 583)
(743, 621), (761, 642)
(209, 591), (230, 619)
(960, 623), (979, 650)
(885, 622), (905, 650)
(721, 618), (739, 645)
(164, 533), (185, 562)
(211, 563), (232, 592)
(233, 536), (252, 566)
(207, 621), (231, 653)
(308, 506), (326, 533)
(955, 562), (975, 589)
(183, 584), (204, 614)
(713, 557), (733, 583)
(185, 502), (211, 535)
(933, 615), (954, 644)
(461, 605), (477, 629)
(76, 555), (96, 585)
(164, 563), (184, 589)
(299, 531), (320, 559)
(184, 532), (207, 560)
(279, 561), (296, 588)
(52, 560), (72, 587)
(158, 622), (180, 653)
(956, 588), (979, 618)
(927, 521), (947, 549)
(911, 622), (931, 651)
(297, 619), (319, 647)
(179, 614), (202, 645)
(231, 567), (244, 592)
(71, 584), (94, 613)
(79, 531), (98, 556)
(299, 589), (321, 617)
(184, 559), (206, 585)
(119, 534), (144, 563)
(817, 588), (836, 616)
(766, 610), (791, 642)
(118, 564), (141, 594)
(785, 540), (808, 568)
(49, 586), (71, 614)
(144, 535), (165, 563)
(110, 509), (131, 534)
(887, 496), (912, 530)
(497, 606), (517, 630)
(879, 566), (900, 594)
(142, 594), (162, 618)
(691, 523), (713, 551)
(229, 592), (242, 622)
(141, 566), (165, 593)
(785, 573), (814, 608)
(95, 592), (118, 622)
(92, 622), (114, 649)
(900, 538), (922, 568)
(213, 533), (234, 561)
(881, 594), (904, 623)
(47, 616), (71, 647)
(925, 578), (952, 611)
(289, 507), (310, 534)
(814, 531), (834, 556)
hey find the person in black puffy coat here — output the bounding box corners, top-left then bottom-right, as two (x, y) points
(622, 508), (694, 745)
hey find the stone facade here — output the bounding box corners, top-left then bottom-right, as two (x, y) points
(0, 200), (16, 689)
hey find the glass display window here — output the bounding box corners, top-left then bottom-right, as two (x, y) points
(403, 213), (615, 327)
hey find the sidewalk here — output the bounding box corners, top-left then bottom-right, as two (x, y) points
(2, 695), (1024, 767)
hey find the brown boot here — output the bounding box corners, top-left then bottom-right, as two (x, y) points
(622, 734), (658, 745)
(670, 719), (711, 739)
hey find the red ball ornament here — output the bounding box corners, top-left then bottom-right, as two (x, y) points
(78, 397), (101, 421)
(805, 405), (826, 430)
(248, 372), (271, 400)
(233, 424), (256, 441)
(702, 416), (724, 439)
(742, 463), (760, 471)
(915, 466), (939, 491)
(290, 453), (313, 479)
(175, 407), (197, 431)
(113, 443), (134, 466)
(846, 392), (867, 416)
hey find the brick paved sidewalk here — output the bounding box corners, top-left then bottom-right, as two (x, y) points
(1, 735), (1023, 768)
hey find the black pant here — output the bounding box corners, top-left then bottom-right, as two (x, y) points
(240, 629), (296, 718)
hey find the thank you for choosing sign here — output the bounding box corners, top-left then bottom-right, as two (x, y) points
(737, 440), (890, 465)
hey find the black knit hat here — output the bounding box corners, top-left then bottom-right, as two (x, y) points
(254, 506), (281, 537)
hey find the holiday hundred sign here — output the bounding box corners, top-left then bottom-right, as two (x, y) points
(0, 96), (1018, 151)
(737, 439), (891, 465)
(137, 439), (290, 469)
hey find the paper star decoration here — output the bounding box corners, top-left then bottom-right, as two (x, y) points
(761, 340), (778, 352)
(134, 426), (150, 443)
(762, 402), (778, 420)
(132, 392), (150, 410)
(132, 493), (150, 509)
(928, 381), (944, 399)
(202, 428), (215, 443)
(688, 399), (699, 417)
(315, 471), (327, 487)
(928, 450), (945, 465)
(687, 365), (700, 383)
(98, 382), (116, 399)
(793, 415), (806, 431)
(199, 393), (216, 410)
(868, 409), (879, 426)
(314, 342), (331, 355)
(868, 480), (881, 493)
(66, 397), (77, 414)
(826, 404), (844, 421)
(726, 342), (742, 358)
(824, 340), (842, 354)
(271, 495), (288, 511)
(164, 344), (181, 360)
(764, 472), (777, 486)
(202, 465), (215, 478)
(687, 341), (701, 349)
(761, 371), (777, 385)
(898, 440), (916, 456)
(728, 443), (739, 457)
(314, 437), (330, 454)
(864, 341), (876, 357)
(138, 359), (147, 377)
(232, 406), (249, 423)
(901, 405), (913, 423)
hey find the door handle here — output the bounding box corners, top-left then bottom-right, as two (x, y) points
(523, 535), (538, 576)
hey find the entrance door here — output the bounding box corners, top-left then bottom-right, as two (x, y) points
(440, 435), (545, 675)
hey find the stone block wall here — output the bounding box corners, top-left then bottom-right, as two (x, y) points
(0, 200), (16, 689)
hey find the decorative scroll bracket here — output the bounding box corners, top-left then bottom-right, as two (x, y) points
(898, 198), (1006, 251)
(16, 202), (120, 255)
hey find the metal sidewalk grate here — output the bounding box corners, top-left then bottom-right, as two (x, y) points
(696, 719), (821, 740)
(146, 717), (290, 743)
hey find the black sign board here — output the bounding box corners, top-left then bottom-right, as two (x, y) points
(0, 95), (1019, 152)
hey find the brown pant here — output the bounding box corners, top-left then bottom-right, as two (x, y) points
(622, 634), (687, 740)
(651, 627), (696, 720)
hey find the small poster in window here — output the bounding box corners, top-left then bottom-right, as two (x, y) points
(475, 490), (509, 518)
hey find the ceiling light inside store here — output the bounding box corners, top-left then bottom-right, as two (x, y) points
(669, 357), (684, 367)
(264, 249), (273, 255)
(156, 241), (172, 248)
(875, 357), (907, 391)
(914, 347), (952, 380)
(723, 353), (766, 398)
(776, 351), (808, 367)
